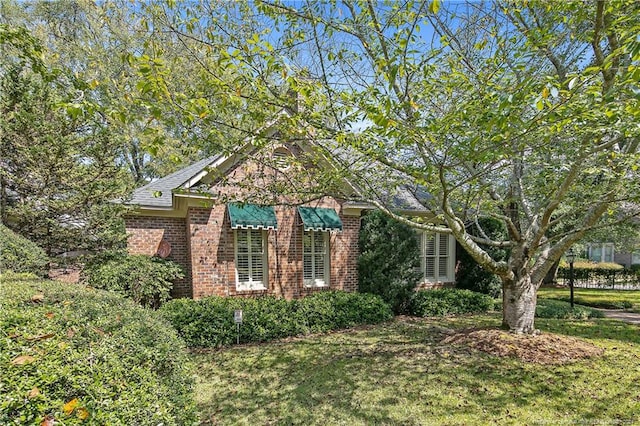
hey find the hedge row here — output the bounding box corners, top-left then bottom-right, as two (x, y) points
(0, 273), (196, 425)
(535, 299), (604, 320)
(408, 289), (495, 317)
(558, 261), (630, 286)
(0, 224), (48, 276)
(160, 291), (393, 348)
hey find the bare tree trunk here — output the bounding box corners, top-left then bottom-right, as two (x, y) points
(543, 260), (560, 286)
(502, 274), (537, 334)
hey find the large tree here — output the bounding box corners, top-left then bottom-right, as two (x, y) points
(0, 23), (129, 255)
(263, 0), (640, 333)
(142, 0), (640, 333)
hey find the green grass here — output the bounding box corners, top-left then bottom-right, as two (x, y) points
(538, 287), (640, 311)
(191, 314), (640, 425)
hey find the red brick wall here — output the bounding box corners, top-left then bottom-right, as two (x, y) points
(186, 202), (361, 300)
(124, 216), (192, 298)
(187, 206), (235, 298)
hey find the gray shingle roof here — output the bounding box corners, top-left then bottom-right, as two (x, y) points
(127, 155), (222, 208)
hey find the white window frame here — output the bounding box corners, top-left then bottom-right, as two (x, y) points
(420, 232), (455, 283)
(303, 230), (330, 287)
(234, 229), (268, 291)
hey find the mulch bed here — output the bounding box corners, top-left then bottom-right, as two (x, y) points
(442, 328), (604, 365)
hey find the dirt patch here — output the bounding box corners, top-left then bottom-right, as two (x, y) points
(442, 328), (604, 365)
(48, 267), (81, 283)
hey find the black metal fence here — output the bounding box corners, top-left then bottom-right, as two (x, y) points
(558, 267), (640, 290)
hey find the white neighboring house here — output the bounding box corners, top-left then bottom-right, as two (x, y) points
(585, 242), (640, 269)
(585, 242), (616, 263)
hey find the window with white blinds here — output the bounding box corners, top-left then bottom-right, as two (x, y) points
(235, 229), (267, 290)
(303, 230), (329, 287)
(422, 232), (454, 282)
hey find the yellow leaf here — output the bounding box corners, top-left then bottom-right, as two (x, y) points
(76, 407), (90, 420)
(31, 294), (45, 303)
(11, 355), (35, 365)
(542, 87), (549, 99)
(63, 398), (79, 415)
(28, 387), (41, 399)
(430, 0), (441, 14)
(45, 312), (55, 319)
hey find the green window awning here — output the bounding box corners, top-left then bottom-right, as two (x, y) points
(228, 203), (277, 230)
(298, 207), (343, 232)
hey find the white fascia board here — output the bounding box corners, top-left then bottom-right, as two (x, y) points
(182, 156), (229, 189)
(182, 114), (288, 190)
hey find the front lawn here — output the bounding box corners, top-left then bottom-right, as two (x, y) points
(538, 286), (640, 310)
(191, 314), (640, 425)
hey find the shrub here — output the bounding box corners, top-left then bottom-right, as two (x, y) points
(0, 224), (48, 276)
(83, 251), (184, 308)
(0, 276), (196, 425)
(297, 291), (394, 333)
(455, 218), (508, 297)
(161, 291), (393, 348)
(408, 289), (494, 317)
(558, 261), (625, 287)
(358, 210), (422, 313)
(535, 299), (604, 320)
(547, 296), (633, 310)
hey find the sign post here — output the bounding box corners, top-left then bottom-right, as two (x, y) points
(234, 310), (243, 344)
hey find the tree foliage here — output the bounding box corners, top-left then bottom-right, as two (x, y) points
(0, 50), (128, 255)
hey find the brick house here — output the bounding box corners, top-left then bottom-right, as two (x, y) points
(125, 117), (457, 299)
(124, 116), (374, 299)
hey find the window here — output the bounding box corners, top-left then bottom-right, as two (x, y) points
(234, 229), (267, 291)
(587, 243), (614, 263)
(603, 244), (614, 263)
(632, 251), (640, 265)
(303, 230), (329, 287)
(421, 232), (454, 282)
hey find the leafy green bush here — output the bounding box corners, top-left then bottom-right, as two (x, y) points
(455, 218), (507, 297)
(358, 210), (422, 313)
(535, 299), (604, 320)
(0, 224), (48, 276)
(558, 261), (625, 287)
(408, 289), (494, 317)
(297, 291), (393, 333)
(0, 275), (196, 425)
(547, 296), (632, 310)
(161, 291), (393, 348)
(83, 251), (184, 308)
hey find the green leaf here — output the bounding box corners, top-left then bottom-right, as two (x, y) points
(535, 98), (544, 111)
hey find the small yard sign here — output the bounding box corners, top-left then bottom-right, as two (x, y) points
(234, 310), (243, 345)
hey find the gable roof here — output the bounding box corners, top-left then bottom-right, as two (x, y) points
(128, 155), (222, 208)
